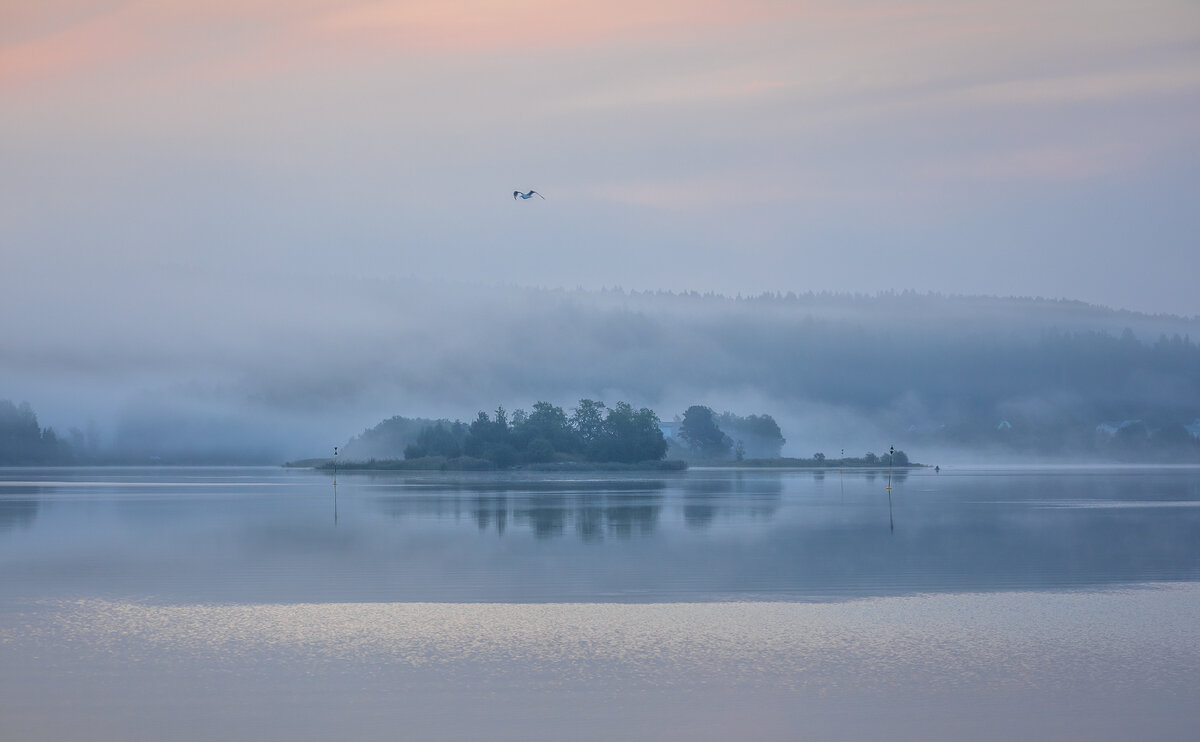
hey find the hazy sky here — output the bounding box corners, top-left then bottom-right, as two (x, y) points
(4, 0), (1199, 314)
(2, 1), (1200, 453)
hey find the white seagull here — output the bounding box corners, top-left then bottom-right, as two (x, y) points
(513, 190), (545, 200)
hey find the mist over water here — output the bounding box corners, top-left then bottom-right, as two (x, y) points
(3, 279), (1198, 463)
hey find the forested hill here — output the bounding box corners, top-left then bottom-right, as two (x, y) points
(325, 290), (1200, 462)
(590, 291), (1200, 457)
(342, 288), (1200, 460)
(4, 287), (1200, 463)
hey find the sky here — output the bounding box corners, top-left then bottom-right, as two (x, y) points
(2, 0), (1200, 452)
(5, 0), (1199, 310)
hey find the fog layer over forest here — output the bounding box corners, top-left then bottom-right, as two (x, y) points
(3, 270), (1198, 463)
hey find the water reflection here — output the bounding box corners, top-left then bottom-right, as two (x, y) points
(366, 473), (793, 539)
(473, 495), (507, 535)
(516, 493), (567, 539)
(595, 495), (661, 540)
(0, 486), (41, 531)
(373, 482), (667, 540)
(860, 469), (909, 485)
(2, 467), (1200, 603)
(682, 471), (782, 529)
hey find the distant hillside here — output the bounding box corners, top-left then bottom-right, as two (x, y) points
(5, 282), (1200, 463)
(373, 288), (1200, 460)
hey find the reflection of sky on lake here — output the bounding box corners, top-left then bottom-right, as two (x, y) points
(0, 486), (40, 532)
(1, 467), (1199, 603)
(18, 589), (1200, 692)
(4, 587), (1199, 742)
(4, 467), (1200, 741)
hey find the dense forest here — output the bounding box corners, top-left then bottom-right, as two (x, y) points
(341, 400), (668, 468)
(0, 400), (73, 465)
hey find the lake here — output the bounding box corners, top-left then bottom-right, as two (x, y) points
(2, 465), (1199, 740)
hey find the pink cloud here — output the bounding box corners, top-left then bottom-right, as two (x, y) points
(0, 0), (807, 103)
(0, 6), (142, 92)
(0, 1), (327, 93)
(0, 0), (792, 89)
(305, 1), (782, 54)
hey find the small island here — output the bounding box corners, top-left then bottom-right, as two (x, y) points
(298, 400), (917, 472)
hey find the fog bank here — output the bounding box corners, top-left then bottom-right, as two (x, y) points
(2, 269), (1197, 462)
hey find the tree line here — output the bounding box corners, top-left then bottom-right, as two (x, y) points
(0, 400), (74, 465)
(338, 402), (790, 469)
(672, 405), (786, 460)
(400, 400), (668, 467)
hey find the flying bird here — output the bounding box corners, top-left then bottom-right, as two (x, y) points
(513, 190), (545, 200)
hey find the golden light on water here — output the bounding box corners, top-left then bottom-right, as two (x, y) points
(16, 586), (1196, 695)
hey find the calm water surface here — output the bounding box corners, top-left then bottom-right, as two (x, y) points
(2, 465), (1198, 602)
(2, 466), (1198, 741)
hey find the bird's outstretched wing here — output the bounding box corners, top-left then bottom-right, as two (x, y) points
(531, 190), (545, 199)
(513, 191), (521, 199)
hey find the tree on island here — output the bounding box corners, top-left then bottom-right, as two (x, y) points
(588, 402), (667, 463)
(716, 412), (786, 458)
(404, 421), (467, 459)
(678, 405), (733, 459)
(463, 407), (519, 467)
(512, 401), (580, 457)
(408, 399), (668, 467)
(570, 399), (607, 448)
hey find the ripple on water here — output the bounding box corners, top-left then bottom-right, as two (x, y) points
(7, 585), (1197, 696)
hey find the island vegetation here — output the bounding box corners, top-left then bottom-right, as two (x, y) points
(325, 399), (672, 471)
(668, 405), (788, 460)
(310, 401), (915, 472)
